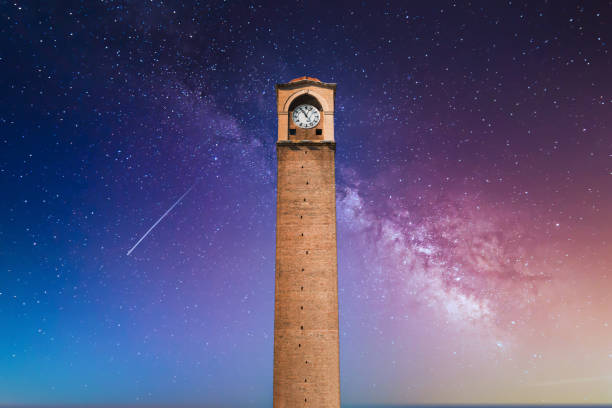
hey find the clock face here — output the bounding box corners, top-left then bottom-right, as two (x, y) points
(292, 104), (320, 129)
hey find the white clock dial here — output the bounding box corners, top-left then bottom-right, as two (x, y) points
(292, 104), (320, 129)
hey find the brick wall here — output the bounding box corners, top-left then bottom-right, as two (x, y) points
(273, 141), (340, 408)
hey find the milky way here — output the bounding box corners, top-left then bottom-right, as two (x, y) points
(1, 1), (611, 405)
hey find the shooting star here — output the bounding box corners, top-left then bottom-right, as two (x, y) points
(126, 179), (200, 256)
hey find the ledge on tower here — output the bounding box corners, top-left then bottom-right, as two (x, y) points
(276, 76), (336, 91)
(276, 140), (336, 149)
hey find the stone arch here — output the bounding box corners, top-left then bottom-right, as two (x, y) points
(282, 89), (330, 112)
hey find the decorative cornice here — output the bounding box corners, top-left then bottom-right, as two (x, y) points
(276, 140), (336, 149)
(275, 80), (337, 92)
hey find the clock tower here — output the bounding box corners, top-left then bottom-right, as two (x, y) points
(273, 77), (340, 408)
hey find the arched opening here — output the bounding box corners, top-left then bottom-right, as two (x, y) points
(288, 94), (322, 111)
(287, 94), (324, 141)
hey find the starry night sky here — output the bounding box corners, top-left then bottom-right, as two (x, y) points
(1, 0), (611, 406)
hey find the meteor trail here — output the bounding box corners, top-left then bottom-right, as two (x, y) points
(126, 179), (200, 256)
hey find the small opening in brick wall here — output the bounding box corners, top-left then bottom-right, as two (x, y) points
(305, 360), (308, 364)
(305, 398), (307, 402)
(316, 129), (322, 135)
(304, 379), (307, 382)
(301, 286), (303, 291)
(305, 151), (307, 154)
(289, 128), (296, 135)
(301, 165), (304, 168)
(298, 343), (301, 347)
(306, 181), (309, 185)
(303, 198), (306, 201)
(302, 268), (304, 271)
(301, 306), (303, 310)
(305, 250), (308, 254)
(301, 326), (304, 330)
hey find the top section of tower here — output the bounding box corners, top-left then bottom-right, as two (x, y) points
(275, 77), (336, 143)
